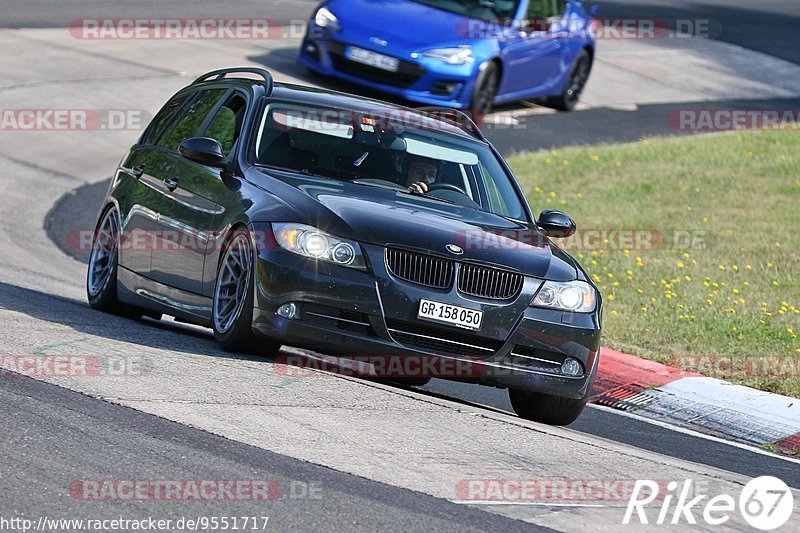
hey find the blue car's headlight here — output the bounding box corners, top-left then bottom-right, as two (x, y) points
(531, 280), (597, 313)
(314, 6), (340, 31)
(422, 46), (474, 65)
(273, 223), (365, 269)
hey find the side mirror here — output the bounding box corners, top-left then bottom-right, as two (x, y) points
(179, 137), (226, 167)
(537, 209), (576, 238)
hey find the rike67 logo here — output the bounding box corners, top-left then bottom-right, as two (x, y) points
(624, 476), (794, 530)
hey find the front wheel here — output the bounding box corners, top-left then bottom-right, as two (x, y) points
(544, 50), (592, 111)
(212, 228), (282, 356)
(469, 62), (499, 124)
(509, 389), (588, 425)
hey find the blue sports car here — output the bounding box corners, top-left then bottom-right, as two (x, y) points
(299, 0), (595, 115)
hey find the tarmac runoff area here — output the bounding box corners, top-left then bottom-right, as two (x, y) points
(1, 26), (800, 530)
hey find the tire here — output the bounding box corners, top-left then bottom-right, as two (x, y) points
(86, 206), (142, 319)
(212, 227), (282, 356)
(508, 388), (588, 425)
(545, 49), (592, 111)
(470, 61), (499, 124)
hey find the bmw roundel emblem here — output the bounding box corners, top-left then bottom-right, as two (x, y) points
(446, 244), (464, 255)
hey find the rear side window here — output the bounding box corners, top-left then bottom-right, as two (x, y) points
(159, 88), (227, 152)
(199, 93), (247, 157)
(141, 92), (191, 146)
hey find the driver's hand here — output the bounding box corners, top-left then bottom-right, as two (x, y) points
(409, 181), (428, 194)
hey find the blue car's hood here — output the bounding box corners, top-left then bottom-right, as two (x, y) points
(326, 0), (473, 51)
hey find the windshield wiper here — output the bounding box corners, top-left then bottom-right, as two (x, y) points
(257, 164), (333, 181)
(351, 179), (404, 191)
(400, 188), (458, 205)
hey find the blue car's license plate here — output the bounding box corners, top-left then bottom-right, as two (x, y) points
(346, 46), (400, 72)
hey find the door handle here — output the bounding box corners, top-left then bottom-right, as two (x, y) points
(164, 177), (179, 191)
(121, 164), (145, 179)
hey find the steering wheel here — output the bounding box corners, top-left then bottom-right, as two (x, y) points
(426, 182), (467, 195)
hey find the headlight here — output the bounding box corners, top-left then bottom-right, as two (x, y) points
(314, 6), (340, 30)
(273, 223), (365, 269)
(531, 280), (597, 313)
(422, 46), (474, 65)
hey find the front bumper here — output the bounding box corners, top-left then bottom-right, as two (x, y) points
(251, 227), (601, 399)
(298, 36), (477, 109)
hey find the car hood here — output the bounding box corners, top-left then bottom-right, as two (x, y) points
(257, 169), (578, 281)
(326, 0), (474, 50)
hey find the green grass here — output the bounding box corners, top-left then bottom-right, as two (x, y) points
(507, 130), (800, 396)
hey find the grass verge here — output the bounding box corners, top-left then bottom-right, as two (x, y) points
(507, 130), (800, 396)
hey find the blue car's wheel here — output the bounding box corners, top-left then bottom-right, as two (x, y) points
(470, 62), (499, 122)
(547, 50), (592, 111)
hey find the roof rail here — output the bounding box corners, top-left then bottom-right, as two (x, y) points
(192, 67), (274, 95)
(415, 106), (487, 142)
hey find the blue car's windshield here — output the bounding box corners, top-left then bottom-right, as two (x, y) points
(254, 103), (527, 220)
(408, 0), (522, 20)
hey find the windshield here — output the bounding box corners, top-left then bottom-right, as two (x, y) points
(254, 103), (527, 220)
(408, 0), (522, 20)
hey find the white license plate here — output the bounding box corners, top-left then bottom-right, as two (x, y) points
(418, 299), (483, 330)
(346, 46), (400, 72)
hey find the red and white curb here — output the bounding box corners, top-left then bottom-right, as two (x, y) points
(591, 348), (800, 457)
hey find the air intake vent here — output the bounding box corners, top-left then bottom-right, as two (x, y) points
(458, 263), (523, 300)
(385, 248), (454, 289)
(385, 319), (502, 358)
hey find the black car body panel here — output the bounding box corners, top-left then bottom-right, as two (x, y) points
(96, 68), (602, 415)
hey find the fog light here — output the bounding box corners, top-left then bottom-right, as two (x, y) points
(277, 303), (299, 319)
(561, 357), (583, 376)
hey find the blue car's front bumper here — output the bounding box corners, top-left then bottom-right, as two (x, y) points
(299, 37), (478, 109)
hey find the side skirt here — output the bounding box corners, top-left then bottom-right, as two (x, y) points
(117, 266), (212, 327)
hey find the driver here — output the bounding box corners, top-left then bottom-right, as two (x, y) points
(406, 157), (440, 194)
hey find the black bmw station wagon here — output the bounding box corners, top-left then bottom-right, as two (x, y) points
(87, 68), (602, 425)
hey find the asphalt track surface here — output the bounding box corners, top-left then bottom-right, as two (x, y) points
(1, 0), (797, 65)
(0, 370), (541, 532)
(3, 0), (800, 530)
(600, 0), (800, 66)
